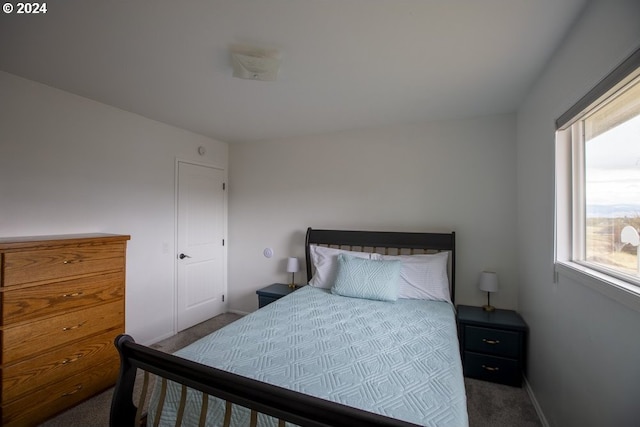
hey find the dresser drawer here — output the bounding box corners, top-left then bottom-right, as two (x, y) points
(1, 299), (124, 364)
(2, 242), (126, 287)
(464, 351), (520, 386)
(464, 325), (520, 358)
(1, 329), (120, 403)
(1, 358), (119, 427)
(1, 272), (124, 325)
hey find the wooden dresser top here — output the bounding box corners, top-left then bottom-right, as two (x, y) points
(0, 234), (131, 250)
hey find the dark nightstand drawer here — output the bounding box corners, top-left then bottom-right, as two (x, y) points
(256, 284), (297, 309)
(258, 295), (280, 308)
(464, 325), (520, 358)
(464, 351), (520, 386)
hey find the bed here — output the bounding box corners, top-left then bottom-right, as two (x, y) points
(110, 228), (468, 427)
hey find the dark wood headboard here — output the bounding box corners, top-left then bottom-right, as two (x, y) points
(304, 227), (456, 303)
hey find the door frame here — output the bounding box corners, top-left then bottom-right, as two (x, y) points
(173, 158), (228, 335)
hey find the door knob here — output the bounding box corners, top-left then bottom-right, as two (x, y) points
(179, 253), (191, 259)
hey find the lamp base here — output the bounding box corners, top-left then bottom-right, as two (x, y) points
(288, 283), (297, 289)
(482, 304), (496, 312)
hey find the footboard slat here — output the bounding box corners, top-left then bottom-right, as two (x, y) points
(135, 371), (150, 426)
(198, 392), (208, 427)
(110, 334), (420, 427)
(152, 378), (168, 427)
(175, 384), (188, 427)
(223, 401), (233, 427)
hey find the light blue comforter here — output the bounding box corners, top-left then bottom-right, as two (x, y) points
(149, 286), (468, 427)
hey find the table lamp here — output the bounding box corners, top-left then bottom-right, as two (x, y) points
(287, 257), (299, 289)
(478, 271), (498, 312)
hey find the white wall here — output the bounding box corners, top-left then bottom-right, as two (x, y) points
(516, 1), (640, 426)
(0, 71), (228, 345)
(228, 114), (517, 313)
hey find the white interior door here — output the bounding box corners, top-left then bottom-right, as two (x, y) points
(177, 161), (225, 332)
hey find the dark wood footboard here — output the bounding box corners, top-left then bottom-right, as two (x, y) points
(110, 334), (419, 427)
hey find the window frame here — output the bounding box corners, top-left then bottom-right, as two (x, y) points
(554, 46), (640, 311)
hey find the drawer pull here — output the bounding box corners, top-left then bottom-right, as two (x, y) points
(62, 321), (86, 331)
(60, 354), (84, 365)
(61, 384), (83, 397)
(482, 364), (500, 372)
(482, 338), (500, 345)
(62, 260), (73, 264)
(62, 291), (84, 298)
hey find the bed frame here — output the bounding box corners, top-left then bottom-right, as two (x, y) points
(110, 228), (456, 427)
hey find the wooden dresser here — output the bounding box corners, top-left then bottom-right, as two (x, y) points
(0, 233), (129, 426)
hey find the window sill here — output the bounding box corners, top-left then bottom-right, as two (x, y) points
(555, 261), (640, 313)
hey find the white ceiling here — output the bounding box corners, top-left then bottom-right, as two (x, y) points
(0, 0), (586, 143)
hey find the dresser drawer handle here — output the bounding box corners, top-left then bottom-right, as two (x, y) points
(60, 354), (84, 365)
(61, 384), (83, 397)
(482, 364), (500, 372)
(62, 260), (73, 264)
(62, 321), (86, 331)
(482, 339), (500, 345)
(62, 291), (84, 298)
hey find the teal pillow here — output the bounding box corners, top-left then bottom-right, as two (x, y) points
(331, 254), (401, 302)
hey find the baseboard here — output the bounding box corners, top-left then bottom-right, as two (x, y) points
(524, 376), (550, 427)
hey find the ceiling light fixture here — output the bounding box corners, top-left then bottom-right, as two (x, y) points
(230, 46), (281, 81)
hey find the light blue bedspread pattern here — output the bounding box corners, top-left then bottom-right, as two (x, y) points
(149, 286), (469, 427)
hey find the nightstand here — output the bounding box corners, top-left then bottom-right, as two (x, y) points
(256, 283), (298, 308)
(457, 305), (528, 387)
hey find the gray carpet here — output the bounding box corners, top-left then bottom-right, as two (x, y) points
(39, 313), (541, 427)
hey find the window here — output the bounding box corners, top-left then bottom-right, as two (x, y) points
(556, 47), (640, 295)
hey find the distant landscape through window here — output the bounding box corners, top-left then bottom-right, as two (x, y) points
(585, 78), (640, 277)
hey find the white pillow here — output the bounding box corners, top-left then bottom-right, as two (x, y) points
(380, 252), (451, 302)
(308, 245), (374, 289)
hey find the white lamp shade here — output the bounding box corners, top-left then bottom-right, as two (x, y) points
(287, 257), (299, 273)
(478, 271), (498, 292)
